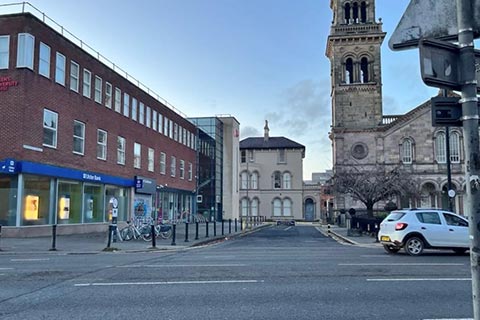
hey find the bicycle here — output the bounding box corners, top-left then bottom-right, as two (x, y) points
(119, 219), (152, 242)
(154, 222), (172, 239)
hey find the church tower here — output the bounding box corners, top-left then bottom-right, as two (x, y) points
(326, 0), (386, 129)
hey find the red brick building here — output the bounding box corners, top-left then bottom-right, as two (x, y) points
(0, 12), (197, 235)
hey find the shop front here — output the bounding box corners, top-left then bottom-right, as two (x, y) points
(0, 159), (133, 235)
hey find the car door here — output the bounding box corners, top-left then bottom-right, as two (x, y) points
(441, 212), (469, 247)
(415, 212), (448, 246)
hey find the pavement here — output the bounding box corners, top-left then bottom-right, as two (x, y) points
(0, 222), (380, 255)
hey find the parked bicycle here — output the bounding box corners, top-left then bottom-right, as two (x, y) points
(119, 219), (152, 242)
(154, 222), (172, 239)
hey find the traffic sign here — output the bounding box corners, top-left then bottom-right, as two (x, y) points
(389, 0), (480, 51)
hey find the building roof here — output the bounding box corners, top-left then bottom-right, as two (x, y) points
(240, 137), (305, 150)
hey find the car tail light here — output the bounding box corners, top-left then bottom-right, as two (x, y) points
(395, 222), (408, 231)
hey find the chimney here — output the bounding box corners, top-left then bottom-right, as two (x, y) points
(264, 120), (269, 142)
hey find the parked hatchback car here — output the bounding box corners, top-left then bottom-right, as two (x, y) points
(378, 208), (469, 256)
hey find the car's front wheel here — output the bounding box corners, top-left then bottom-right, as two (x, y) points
(404, 236), (424, 256)
(383, 245), (400, 254)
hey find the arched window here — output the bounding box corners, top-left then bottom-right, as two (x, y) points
(401, 138), (413, 164)
(241, 198), (249, 216)
(352, 2), (359, 23)
(251, 198), (258, 216)
(420, 183), (436, 208)
(241, 171), (249, 189)
(450, 131), (460, 163)
(251, 172), (258, 189)
(345, 58), (354, 84)
(360, 57), (369, 83)
(360, 1), (367, 23)
(344, 3), (351, 24)
(283, 172), (292, 189)
(273, 198), (282, 216)
(283, 199), (292, 216)
(435, 132), (446, 163)
(273, 171), (282, 189)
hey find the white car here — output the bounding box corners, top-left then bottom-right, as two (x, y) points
(378, 208), (469, 256)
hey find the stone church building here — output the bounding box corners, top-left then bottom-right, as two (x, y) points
(326, 0), (466, 215)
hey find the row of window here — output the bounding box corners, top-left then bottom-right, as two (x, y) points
(43, 109), (193, 179)
(240, 149), (287, 164)
(400, 131), (461, 164)
(240, 171), (292, 190)
(240, 197), (293, 217)
(343, 1), (368, 24)
(4, 33), (196, 150)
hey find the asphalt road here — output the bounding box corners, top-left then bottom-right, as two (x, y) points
(0, 225), (473, 320)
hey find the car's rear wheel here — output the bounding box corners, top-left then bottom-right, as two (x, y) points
(383, 245), (400, 254)
(453, 248), (467, 255)
(404, 236), (424, 256)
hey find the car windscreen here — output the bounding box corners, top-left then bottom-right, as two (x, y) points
(385, 212), (405, 221)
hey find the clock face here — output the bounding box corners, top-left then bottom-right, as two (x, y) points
(351, 142), (368, 160)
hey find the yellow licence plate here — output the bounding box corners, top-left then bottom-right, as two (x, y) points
(381, 236), (391, 242)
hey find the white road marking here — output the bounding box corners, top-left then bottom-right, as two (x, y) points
(11, 258), (50, 262)
(75, 279), (263, 287)
(340, 263), (464, 266)
(117, 264), (247, 268)
(423, 318), (472, 320)
(0, 268), (14, 270)
(284, 226), (293, 231)
(367, 278), (470, 282)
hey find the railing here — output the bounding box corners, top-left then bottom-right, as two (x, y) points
(0, 2), (188, 118)
(382, 115), (401, 125)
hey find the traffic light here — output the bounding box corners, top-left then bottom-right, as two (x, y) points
(431, 96), (462, 127)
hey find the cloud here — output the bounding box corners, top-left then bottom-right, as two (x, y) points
(240, 126), (261, 139)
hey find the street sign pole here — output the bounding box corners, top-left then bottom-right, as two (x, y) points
(457, 1), (480, 318)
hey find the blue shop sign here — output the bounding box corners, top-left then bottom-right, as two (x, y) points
(0, 158), (17, 174)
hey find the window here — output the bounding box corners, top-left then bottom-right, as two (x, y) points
(435, 132), (447, 163)
(0, 35), (9, 69)
(174, 123), (178, 141)
(450, 132), (460, 163)
(131, 98), (138, 121)
(443, 213), (468, 227)
(241, 198), (249, 216)
(117, 136), (125, 165)
(278, 149), (286, 163)
(283, 199), (292, 216)
(134, 143), (141, 169)
(251, 172), (258, 189)
(273, 198), (282, 216)
(188, 162), (193, 181)
(39, 42), (50, 77)
(415, 212), (441, 225)
(43, 109), (58, 148)
(73, 120), (85, 155)
(182, 127), (187, 145)
(158, 114), (163, 133)
(180, 160), (185, 179)
(241, 150), (246, 163)
(169, 119), (173, 139)
(273, 171), (281, 189)
(401, 139), (413, 164)
(146, 106), (151, 128)
(282, 172), (292, 189)
(163, 117), (169, 136)
(105, 82), (112, 108)
(152, 110), (158, 131)
(345, 57), (354, 84)
(160, 152), (166, 174)
(148, 148), (154, 172)
(241, 171), (249, 189)
(70, 61), (79, 92)
(83, 69), (91, 98)
(360, 57), (369, 83)
(114, 87), (121, 113)
(248, 150), (254, 162)
(96, 130), (107, 160)
(171, 156), (176, 177)
(251, 198), (258, 216)
(123, 92), (130, 117)
(16, 33), (34, 69)
(94, 76), (102, 103)
(55, 52), (66, 85)
(139, 102), (145, 124)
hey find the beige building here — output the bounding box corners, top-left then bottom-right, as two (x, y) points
(239, 122), (307, 221)
(326, 0), (465, 214)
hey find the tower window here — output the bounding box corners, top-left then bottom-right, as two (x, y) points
(360, 57), (369, 83)
(360, 2), (367, 23)
(345, 58), (354, 84)
(352, 2), (359, 23)
(344, 3), (351, 24)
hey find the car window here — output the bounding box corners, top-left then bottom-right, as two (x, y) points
(385, 212), (405, 221)
(443, 213), (468, 227)
(415, 212), (441, 225)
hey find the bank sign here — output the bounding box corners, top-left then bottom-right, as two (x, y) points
(0, 158), (17, 174)
(134, 176), (156, 195)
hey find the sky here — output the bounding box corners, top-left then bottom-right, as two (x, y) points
(2, 0), (442, 179)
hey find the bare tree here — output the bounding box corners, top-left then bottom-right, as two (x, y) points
(333, 165), (420, 217)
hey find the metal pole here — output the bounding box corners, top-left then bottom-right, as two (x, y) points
(445, 125), (454, 212)
(0, 225), (2, 251)
(185, 222), (189, 242)
(151, 224), (156, 248)
(206, 221), (209, 238)
(50, 224), (57, 251)
(457, 1), (480, 318)
(171, 224), (176, 246)
(195, 221), (199, 240)
(213, 220), (216, 237)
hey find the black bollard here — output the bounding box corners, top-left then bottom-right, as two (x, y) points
(107, 225), (113, 248)
(195, 221), (199, 240)
(240, 218), (243, 231)
(213, 220), (216, 237)
(222, 219), (224, 235)
(171, 224), (177, 246)
(206, 221), (209, 238)
(185, 222), (189, 242)
(151, 224), (156, 248)
(49, 224), (57, 251)
(235, 218), (237, 232)
(0, 225), (2, 251)
(229, 219), (232, 234)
